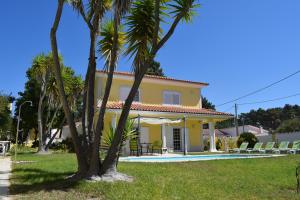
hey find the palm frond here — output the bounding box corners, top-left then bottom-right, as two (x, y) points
(97, 20), (125, 70)
(102, 118), (137, 148)
(168, 0), (200, 23)
(125, 0), (159, 72)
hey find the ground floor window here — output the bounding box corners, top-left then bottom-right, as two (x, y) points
(173, 128), (181, 151)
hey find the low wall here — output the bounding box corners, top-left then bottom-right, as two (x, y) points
(257, 131), (300, 143)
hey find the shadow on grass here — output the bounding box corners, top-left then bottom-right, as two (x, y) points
(10, 167), (80, 196)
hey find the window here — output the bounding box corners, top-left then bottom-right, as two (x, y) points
(163, 91), (181, 105)
(120, 86), (140, 102)
(173, 128), (181, 151)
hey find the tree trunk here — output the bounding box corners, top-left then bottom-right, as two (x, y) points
(45, 117), (65, 151)
(37, 91), (46, 152)
(82, 66), (90, 146)
(87, 31), (96, 141)
(88, 14), (120, 177)
(101, 68), (147, 174)
(50, 0), (88, 177)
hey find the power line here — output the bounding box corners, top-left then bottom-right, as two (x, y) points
(238, 92), (300, 106)
(216, 70), (300, 107)
(222, 105), (235, 113)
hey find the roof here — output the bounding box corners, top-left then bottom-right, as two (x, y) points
(96, 70), (209, 87)
(104, 101), (233, 117)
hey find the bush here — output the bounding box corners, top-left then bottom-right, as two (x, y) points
(237, 132), (258, 148)
(203, 138), (222, 151)
(216, 138), (222, 150)
(9, 144), (36, 154)
(31, 140), (39, 148)
(50, 138), (74, 152)
(226, 137), (238, 149)
(203, 138), (209, 151)
(276, 119), (300, 133)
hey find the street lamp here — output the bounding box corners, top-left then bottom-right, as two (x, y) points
(15, 100), (32, 161)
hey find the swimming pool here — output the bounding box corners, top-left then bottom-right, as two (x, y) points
(119, 154), (282, 163)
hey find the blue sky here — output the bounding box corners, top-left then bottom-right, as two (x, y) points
(0, 0), (300, 115)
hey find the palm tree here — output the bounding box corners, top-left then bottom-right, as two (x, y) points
(31, 54), (52, 152)
(50, 0), (198, 179)
(102, 0), (200, 174)
(90, 0), (131, 177)
(51, 0), (131, 178)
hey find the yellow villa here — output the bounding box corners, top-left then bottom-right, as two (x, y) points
(96, 71), (233, 155)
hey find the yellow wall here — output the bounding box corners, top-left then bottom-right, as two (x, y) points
(95, 74), (205, 151)
(97, 76), (201, 108)
(100, 112), (203, 151)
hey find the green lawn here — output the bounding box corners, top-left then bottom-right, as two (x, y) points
(10, 153), (300, 200)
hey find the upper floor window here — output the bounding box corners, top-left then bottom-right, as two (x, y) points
(120, 86), (140, 102)
(163, 91), (181, 105)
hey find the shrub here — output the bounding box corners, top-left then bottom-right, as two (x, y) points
(48, 138), (75, 152)
(216, 138), (222, 150)
(276, 119), (300, 133)
(226, 137), (238, 149)
(203, 138), (222, 151)
(9, 144), (36, 154)
(31, 140), (39, 148)
(237, 132), (258, 148)
(203, 138), (209, 151)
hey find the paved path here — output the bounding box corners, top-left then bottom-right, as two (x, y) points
(0, 157), (11, 200)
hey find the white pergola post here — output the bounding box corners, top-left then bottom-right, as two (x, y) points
(161, 124), (167, 154)
(200, 122), (204, 152)
(183, 116), (187, 155)
(111, 113), (117, 129)
(209, 122), (217, 152)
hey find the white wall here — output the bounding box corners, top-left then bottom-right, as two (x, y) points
(257, 132), (300, 143)
(221, 126), (269, 137)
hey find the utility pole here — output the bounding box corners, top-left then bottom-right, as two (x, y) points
(241, 117), (245, 133)
(234, 103), (239, 137)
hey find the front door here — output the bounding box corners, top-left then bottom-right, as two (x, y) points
(173, 128), (181, 151)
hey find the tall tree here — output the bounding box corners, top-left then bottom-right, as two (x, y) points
(50, 0), (199, 179)
(101, 0), (199, 175)
(16, 53), (83, 152)
(146, 60), (164, 76)
(0, 93), (13, 140)
(202, 97), (215, 110)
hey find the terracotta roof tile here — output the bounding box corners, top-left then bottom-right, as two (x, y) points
(105, 101), (233, 116)
(97, 70), (209, 86)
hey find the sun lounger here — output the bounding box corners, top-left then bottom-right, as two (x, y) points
(259, 142), (275, 154)
(273, 141), (290, 154)
(230, 142), (249, 153)
(288, 140), (300, 154)
(246, 142), (263, 153)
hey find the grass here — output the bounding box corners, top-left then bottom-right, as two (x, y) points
(9, 152), (300, 200)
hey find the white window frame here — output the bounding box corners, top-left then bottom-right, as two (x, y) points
(163, 91), (181, 105)
(119, 86), (141, 102)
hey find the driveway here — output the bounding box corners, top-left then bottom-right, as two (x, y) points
(0, 157), (11, 200)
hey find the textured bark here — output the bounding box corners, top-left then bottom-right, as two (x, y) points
(50, 0), (88, 176)
(37, 90), (46, 152)
(81, 69), (89, 146)
(45, 117), (65, 151)
(101, 6), (186, 174)
(89, 13), (120, 176)
(101, 69), (147, 174)
(87, 31), (96, 140)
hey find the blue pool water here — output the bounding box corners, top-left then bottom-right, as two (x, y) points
(119, 154), (282, 163)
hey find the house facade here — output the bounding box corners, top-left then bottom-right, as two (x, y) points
(96, 71), (232, 154)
